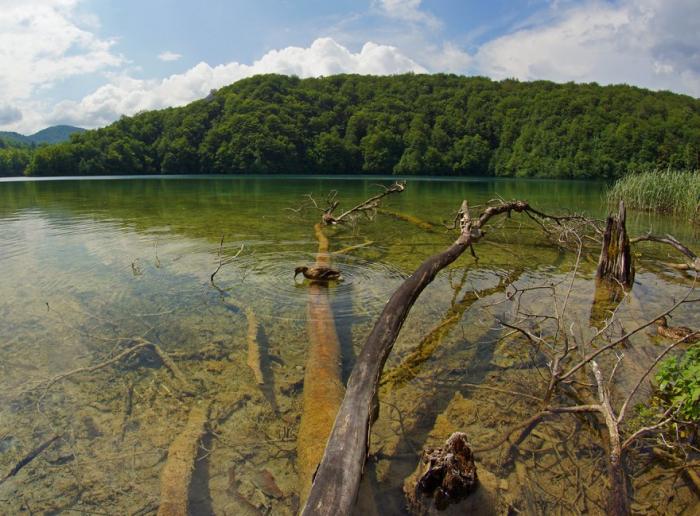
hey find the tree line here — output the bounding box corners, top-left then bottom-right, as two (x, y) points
(2, 73), (699, 178)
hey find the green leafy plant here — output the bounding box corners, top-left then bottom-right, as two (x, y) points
(655, 344), (700, 422)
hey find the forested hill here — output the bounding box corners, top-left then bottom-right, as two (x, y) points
(10, 74), (700, 178)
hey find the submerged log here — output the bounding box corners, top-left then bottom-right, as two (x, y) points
(302, 200), (532, 516)
(297, 223), (345, 504)
(158, 402), (210, 516)
(245, 307), (264, 385)
(378, 209), (436, 232)
(381, 280), (508, 388)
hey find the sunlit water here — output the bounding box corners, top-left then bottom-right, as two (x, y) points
(0, 176), (698, 514)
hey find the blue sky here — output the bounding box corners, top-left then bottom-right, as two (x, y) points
(1, 0), (698, 133)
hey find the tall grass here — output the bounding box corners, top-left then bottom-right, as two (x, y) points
(607, 169), (700, 220)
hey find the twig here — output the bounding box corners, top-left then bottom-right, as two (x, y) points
(0, 434), (60, 485)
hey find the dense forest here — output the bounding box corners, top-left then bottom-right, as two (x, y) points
(2, 74), (700, 178)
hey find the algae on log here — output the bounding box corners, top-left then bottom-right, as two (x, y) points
(158, 402), (210, 516)
(380, 279), (509, 389)
(296, 223), (345, 504)
(302, 200), (533, 516)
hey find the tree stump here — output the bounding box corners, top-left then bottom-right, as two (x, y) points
(404, 432), (480, 513)
(596, 200), (634, 288)
(591, 200), (634, 326)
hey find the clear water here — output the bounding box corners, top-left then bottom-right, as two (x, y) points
(0, 176), (698, 514)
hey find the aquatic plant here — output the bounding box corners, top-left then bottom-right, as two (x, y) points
(607, 169), (700, 219)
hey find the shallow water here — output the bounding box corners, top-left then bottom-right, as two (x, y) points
(0, 176), (698, 514)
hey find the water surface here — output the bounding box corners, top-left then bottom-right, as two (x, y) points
(0, 176), (697, 514)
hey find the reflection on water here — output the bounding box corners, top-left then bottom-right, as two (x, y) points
(0, 176), (698, 514)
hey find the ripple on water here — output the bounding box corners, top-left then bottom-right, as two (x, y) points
(227, 251), (408, 322)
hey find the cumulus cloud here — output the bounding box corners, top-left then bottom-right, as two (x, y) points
(0, 104), (22, 125)
(49, 37), (426, 128)
(158, 51), (182, 62)
(375, 0), (440, 28)
(0, 0), (122, 101)
(473, 0), (700, 96)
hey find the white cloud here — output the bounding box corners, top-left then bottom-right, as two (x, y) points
(158, 51), (182, 62)
(473, 0), (700, 96)
(375, 0), (440, 28)
(0, 0), (122, 103)
(49, 37), (426, 128)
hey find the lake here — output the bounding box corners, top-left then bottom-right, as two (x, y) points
(0, 176), (698, 514)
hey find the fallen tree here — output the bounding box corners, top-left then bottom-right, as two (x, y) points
(302, 199), (550, 515)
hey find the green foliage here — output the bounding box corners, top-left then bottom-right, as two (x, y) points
(5, 74), (700, 177)
(656, 345), (700, 422)
(607, 169), (700, 219)
(0, 146), (33, 176)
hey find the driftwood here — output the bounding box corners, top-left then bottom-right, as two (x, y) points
(322, 182), (405, 225)
(631, 233), (700, 272)
(296, 223), (345, 504)
(302, 200), (534, 516)
(157, 402), (211, 516)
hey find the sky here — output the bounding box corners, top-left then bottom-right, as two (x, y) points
(1, 0), (699, 134)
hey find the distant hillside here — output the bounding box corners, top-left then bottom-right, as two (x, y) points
(8, 74), (700, 178)
(0, 131), (31, 146)
(0, 125), (85, 146)
(30, 125), (86, 144)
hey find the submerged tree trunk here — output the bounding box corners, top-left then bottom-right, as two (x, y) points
(296, 223), (345, 504)
(302, 201), (532, 516)
(158, 402), (210, 516)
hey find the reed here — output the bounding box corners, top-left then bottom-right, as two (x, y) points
(607, 169), (700, 220)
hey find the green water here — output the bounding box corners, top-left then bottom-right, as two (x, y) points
(0, 176), (698, 514)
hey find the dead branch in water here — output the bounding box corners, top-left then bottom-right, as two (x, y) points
(289, 181), (406, 226)
(302, 199), (570, 516)
(631, 233), (700, 272)
(40, 338), (195, 397)
(0, 434), (60, 485)
(210, 235), (244, 283)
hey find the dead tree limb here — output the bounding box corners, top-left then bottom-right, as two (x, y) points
(322, 182), (405, 225)
(302, 199), (532, 516)
(40, 338), (194, 396)
(631, 233), (700, 272)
